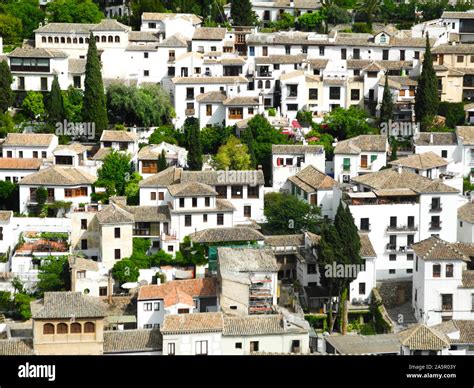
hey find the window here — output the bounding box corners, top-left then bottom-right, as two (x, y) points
(216, 186), (227, 198)
(343, 157), (350, 171)
(195, 340), (208, 355)
(168, 343), (175, 355)
(231, 186), (243, 198)
(309, 88), (318, 100)
(360, 218), (370, 231)
(40, 77), (48, 91)
(407, 269), (413, 274)
(285, 45), (291, 54)
(205, 197), (210, 207)
(18, 76), (25, 90)
(249, 46), (255, 56)
(81, 239), (88, 250)
(144, 303), (152, 311)
(248, 107), (254, 115)
(144, 70), (149, 77)
(359, 283), (366, 295)
(57, 323), (68, 334)
(367, 71), (378, 78)
(71, 322), (81, 334)
(302, 45), (308, 54)
(151, 192), (157, 201)
(416, 257), (418, 271)
(114, 227), (120, 238)
(329, 87), (340, 100)
(407, 235), (414, 246)
(383, 49), (389, 60)
(192, 198), (197, 208)
(247, 186), (259, 198)
(353, 48), (360, 59)
(84, 322), (95, 333)
(389, 254), (396, 261)
(167, 245), (174, 252)
(446, 264), (453, 278)
(472, 294), (474, 311)
(235, 342), (242, 349)
(168, 67), (175, 76)
(354, 69), (360, 76)
(203, 214), (208, 223)
(228, 107), (243, 120)
(351, 89), (360, 101)
(244, 206), (251, 218)
(307, 264), (317, 274)
(250, 341), (259, 352)
(154, 302), (160, 311)
(18, 151), (23, 158)
(341, 48), (346, 60)
(159, 192), (164, 200)
(144, 52), (149, 58)
(0, 227), (2, 241)
(441, 150), (447, 158)
(433, 264), (441, 278)
(400, 50), (405, 61)
(217, 213), (224, 226)
(441, 294), (453, 311)
(99, 287), (107, 296)
(43, 323), (54, 335)
(81, 219), (87, 230)
(319, 46), (325, 56)
(431, 197), (441, 211)
(457, 55), (464, 63)
(262, 46), (268, 56)
(206, 104), (212, 116)
(179, 198), (185, 208)
(407, 253), (414, 261)
(414, 51), (420, 59)
(77, 270), (86, 279)
(185, 215), (192, 227)
(144, 324), (152, 329)
(114, 249), (121, 260)
(389, 269), (396, 274)
(286, 104), (298, 112)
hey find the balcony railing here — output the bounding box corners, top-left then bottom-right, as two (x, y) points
(386, 244), (397, 251)
(185, 108), (195, 116)
(442, 304), (453, 312)
(429, 221), (442, 230)
(429, 203), (442, 212)
(257, 71), (272, 78)
(186, 94), (194, 100)
(386, 224), (418, 232)
(360, 224), (371, 232)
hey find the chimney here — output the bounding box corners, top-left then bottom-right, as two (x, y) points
(397, 164), (402, 174)
(430, 133), (434, 144)
(257, 165), (262, 170)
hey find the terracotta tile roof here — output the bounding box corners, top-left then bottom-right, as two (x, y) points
(325, 333), (400, 355)
(96, 203), (135, 224)
(307, 58), (329, 68)
(7, 47), (68, 58)
(34, 22), (95, 33)
(0, 158), (42, 170)
(223, 96), (260, 106)
(100, 130), (138, 143)
(158, 33), (189, 47)
(334, 135), (387, 154)
(103, 329), (162, 353)
(458, 203), (474, 224)
(193, 27), (226, 40)
(272, 145), (324, 154)
(352, 168), (459, 194)
(223, 314), (306, 336)
(281, 70), (305, 81)
(138, 278), (217, 307)
(288, 165), (337, 193)
(54, 143), (87, 154)
(161, 312), (223, 334)
(398, 324), (450, 351)
(264, 234), (305, 247)
(18, 166), (96, 186)
(123, 205), (170, 222)
(138, 143), (187, 160)
(0, 339), (34, 355)
(389, 152), (448, 170)
(168, 182), (217, 197)
(68, 256), (99, 272)
(442, 11), (474, 19)
(4, 133), (56, 147)
(456, 126), (474, 145)
(128, 31), (160, 42)
(139, 166), (182, 187)
(453, 242), (474, 258)
(412, 236), (470, 262)
(359, 233), (376, 257)
(91, 19), (130, 32)
(189, 227), (264, 243)
(32, 292), (106, 319)
(414, 132), (457, 146)
(91, 147), (112, 161)
(220, 57), (246, 65)
(432, 44), (474, 54)
(68, 58), (86, 74)
(432, 320), (474, 344)
(196, 91), (227, 103)
(218, 247), (278, 272)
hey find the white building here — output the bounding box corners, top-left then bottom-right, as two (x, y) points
(1, 133), (58, 159)
(99, 130), (139, 162)
(137, 142), (188, 178)
(141, 12), (202, 41)
(412, 236), (474, 326)
(398, 324), (451, 355)
(458, 202), (474, 243)
(349, 233), (377, 302)
(272, 144), (326, 190)
(136, 278), (217, 329)
(0, 158), (42, 183)
(333, 135), (388, 184)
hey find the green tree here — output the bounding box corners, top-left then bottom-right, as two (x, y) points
(438, 102), (465, 128)
(325, 5), (351, 25)
(240, 127), (257, 169)
(158, 149), (168, 171)
(0, 180), (19, 211)
(200, 124), (233, 154)
(306, 130), (335, 160)
(264, 192), (321, 234)
(148, 125), (178, 145)
(230, 0), (256, 26)
(379, 74), (393, 125)
(46, 0), (104, 23)
(182, 117), (202, 171)
(213, 135), (251, 170)
(390, 137), (398, 161)
(296, 109), (314, 127)
(1, 0), (45, 41)
(22, 91), (45, 120)
(83, 32), (108, 139)
(37, 256), (70, 296)
(11, 277), (24, 295)
(62, 86), (83, 123)
(112, 259), (139, 284)
(0, 61), (13, 114)
(124, 172), (142, 205)
(0, 14), (23, 46)
(273, 12), (295, 31)
(35, 186), (48, 210)
(13, 293), (33, 320)
(96, 150), (132, 199)
(355, 0), (381, 29)
(47, 75), (64, 125)
(323, 106), (373, 140)
(297, 10), (324, 32)
(129, 0), (167, 30)
(415, 34), (439, 131)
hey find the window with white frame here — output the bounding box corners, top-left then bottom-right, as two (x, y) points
(195, 340), (208, 355)
(143, 303), (152, 311)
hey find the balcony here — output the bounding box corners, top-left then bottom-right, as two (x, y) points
(429, 221), (442, 230)
(385, 244), (397, 252)
(185, 108), (195, 116)
(359, 224), (371, 232)
(429, 203), (442, 212)
(441, 304), (453, 312)
(186, 94), (194, 100)
(256, 71), (272, 78)
(386, 224), (418, 233)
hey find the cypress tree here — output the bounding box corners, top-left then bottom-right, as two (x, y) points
(158, 149), (168, 171)
(83, 32), (108, 139)
(414, 34), (439, 131)
(379, 74), (393, 125)
(241, 127), (257, 169)
(47, 75), (64, 125)
(184, 117), (202, 171)
(0, 61), (13, 114)
(230, 0), (255, 26)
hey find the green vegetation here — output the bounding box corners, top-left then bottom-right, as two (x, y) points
(46, 0), (103, 23)
(182, 117), (203, 171)
(0, 61), (13, 114)
(0, 180), (19, 211)
(379, 74), (393, 125)
(438, 102), (465, 128)
(323, 106), (375, 140)
(148, 125), (179, 145)
(213, 135), (252, 170)
(230, 0), (257, 26)
(22, 91), (45, 120)
(36, 255), (70, 296)
(200, 124), (233, 154)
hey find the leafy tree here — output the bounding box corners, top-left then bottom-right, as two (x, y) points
(158, 149), (168, 171)
(62, 86), (83, 123)
(37, 256), (70, 296)
(46, 0), (104, 23)
(96, 150), (132, 199)
(11, 277), (24, 295)
(323, 106), (373, 140)
(0, 180), (19, 211)
(150, 249), (174, 267)
(129, 0), (167, 30)
(35, 186), (48, 210)
(273, 12), (295, 31)
(1, 0), (45, 41)
(415, 34), (439, 131)
(438, 102), (465, 128)
(148, 125), (178, 145)
(200, 124), (233, 154)
(352, 22), (371, 33)
(176, 236), (207, 266)
(124, 172), (142, 205)
(264, 192), (321, 234)
(0, 290), (12, 311)
(230, 0), (257, 26)
(297, 10), (324, 32)
(306, 130), (335, 160)
(13, 293), (33, 320)
(133, 237), (151, 255)
(355, 0), (381, 29)
(0, 14), (23, 46)
(83, 32), (108, 139)
(182, 117), (202, 171)
(240, 127), (256, 169)
(112, 259), (139, 284)
(296, 109), (314, 127)
(213, 135), (251, 170)
(325, 5), (351, 25)
(47, 75), (64, 125)
(0, 61), (13, 114)
(22, 91), (45, 119)
(0, 112), (15, 138)
(379, 74), (393, 125)
(390, 137), (398, 161)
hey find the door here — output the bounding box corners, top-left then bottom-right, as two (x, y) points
(361, 155), (368, 168)
(310, 194), (317, 205)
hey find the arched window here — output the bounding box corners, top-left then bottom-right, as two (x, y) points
(95, 36), (99, 42)
(101, 36), (106, 43)
(67, 37), (71, 44)
(108, 36), (113, 43)
(265, 80), (271, 89)
(115, 36), (120, 43)
(43, 323), (54, 335)
(60, 37), (65, 43)
(48, 37), (53, 43)
(85, 38), (89, 44)
(54, 37), (59, 43)
(57, 323), (68, 334)
(42, 37), (46, 43)
(70, 322), (81, 334)
(78, 37), (82, 44)
(84, 322), (95, 333)
(257, 80), (263, 89)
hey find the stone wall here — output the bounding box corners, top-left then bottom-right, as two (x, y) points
(376, 278), (412, 308)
